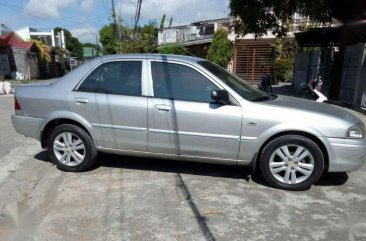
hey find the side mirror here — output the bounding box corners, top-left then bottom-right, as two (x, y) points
(211, 89), (229, 104)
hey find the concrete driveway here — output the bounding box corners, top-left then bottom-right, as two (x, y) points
(0, 94), (365, 241)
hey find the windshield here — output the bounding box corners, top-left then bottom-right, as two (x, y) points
(197, 61), (271, 101)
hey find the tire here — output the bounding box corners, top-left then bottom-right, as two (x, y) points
(259, 135), (324, 191)
(47, 124), (98, 172)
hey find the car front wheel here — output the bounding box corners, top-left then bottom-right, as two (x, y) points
(260, 135), (324, 191)
(47, 124), (97, 172)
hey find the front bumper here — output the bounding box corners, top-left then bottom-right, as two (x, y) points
(11, 114), (44, 141)
(321, 137), (366, 172)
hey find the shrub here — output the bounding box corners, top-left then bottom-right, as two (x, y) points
(207, 29), (233, 67)
(158, 43), (188, 55)
(273, 58), (293, 83)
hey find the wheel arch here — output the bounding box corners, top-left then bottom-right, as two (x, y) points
(255, 130), (329, 172)
(41, 118), (94, 148)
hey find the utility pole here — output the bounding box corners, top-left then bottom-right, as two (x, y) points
(133, 0), (142, 38)
(111, 0), (121, 52)
(111, 0), (117, 26)
(111, 0), (118, 42)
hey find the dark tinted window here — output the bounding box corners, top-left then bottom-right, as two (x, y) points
(100, 61), (142, 96)
(78, 66), (101, 92)
(151, 62), (218, 102)
(78, 61), (142, 96)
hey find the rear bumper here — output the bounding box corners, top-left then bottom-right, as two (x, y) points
(321, 137), (366, 172)
(11, 114), (44, 141)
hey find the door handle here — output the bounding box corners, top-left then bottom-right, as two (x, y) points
(154, 104), (171, 111)
(74, 97), (89, 104)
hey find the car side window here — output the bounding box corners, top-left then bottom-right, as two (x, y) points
(77, 61), (142, 96)
(151, 62), (218, 102)
(100, 61), (142, 96)
(78, 66), (101, 92)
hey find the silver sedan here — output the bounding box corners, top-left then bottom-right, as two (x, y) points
(11, 54), (366, 190)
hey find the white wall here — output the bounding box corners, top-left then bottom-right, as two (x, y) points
(15, 27), (31, 41)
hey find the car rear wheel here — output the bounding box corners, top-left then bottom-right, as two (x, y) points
(47, 124), (97, 172)
(260, 135), (324, 191)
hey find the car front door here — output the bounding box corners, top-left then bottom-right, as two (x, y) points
(147, 60), (242, 160)
(69, 59), (148, 151)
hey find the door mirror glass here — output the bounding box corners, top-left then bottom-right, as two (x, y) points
(211, 90), (229, 104)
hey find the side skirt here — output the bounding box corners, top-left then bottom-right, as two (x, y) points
(97, 146), (243, 166)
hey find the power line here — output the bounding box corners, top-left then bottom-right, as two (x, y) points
(105, 0), (110, 14)
(101, 0), (109, 16)
(60, 13), (110, 28)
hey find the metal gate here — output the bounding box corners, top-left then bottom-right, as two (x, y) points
(339, 44), (366, 109)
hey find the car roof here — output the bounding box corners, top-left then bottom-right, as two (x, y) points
(91, 54), (205, 64)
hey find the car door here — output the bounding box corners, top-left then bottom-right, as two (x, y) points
(147, 60), (242, 160)
(69, 59), (148, 151)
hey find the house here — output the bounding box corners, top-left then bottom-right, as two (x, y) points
(0, 32), (39, 79)
(158, 18), (229, 46)
(15, 27), (66, 49)
(158, 17), (277, 85)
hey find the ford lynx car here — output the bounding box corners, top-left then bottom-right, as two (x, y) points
(12, 54), (366, 190)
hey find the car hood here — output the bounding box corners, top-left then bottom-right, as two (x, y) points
(261, 95), (361, 125)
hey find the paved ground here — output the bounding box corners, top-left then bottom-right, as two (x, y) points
(0, 94), (366, 241)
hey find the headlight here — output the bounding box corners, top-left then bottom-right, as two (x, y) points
(346, 124), (364, 139)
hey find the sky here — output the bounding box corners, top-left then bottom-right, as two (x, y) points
(0, 0), (230, 43)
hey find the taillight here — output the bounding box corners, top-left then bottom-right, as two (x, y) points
(15, 96), (21, 110)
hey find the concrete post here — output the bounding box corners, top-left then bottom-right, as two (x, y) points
(51, 29), (55, 47)
(61, 30), (66, 49)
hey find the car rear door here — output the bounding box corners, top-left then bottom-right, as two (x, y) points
(147, 60), (242, 160)
(69, 59), (148, 151)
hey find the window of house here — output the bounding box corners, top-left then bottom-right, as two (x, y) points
(151, 62), (218, 102)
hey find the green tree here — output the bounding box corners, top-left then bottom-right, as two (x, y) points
(99, 24), (119, 54)
(160, 14), (166, 30)
(54, 27), (83, 58)
(99, 23), (158, 54)
(168, 17), (173, 28)
(30, 40), (51, 64)
(273, 59), (293, 83)
(272, 37), (298, 63)
(230, 0), (366, 38)
(53, 47), (68, 76)
(207, 29), (233, 67)
(158, 43), (188, 55)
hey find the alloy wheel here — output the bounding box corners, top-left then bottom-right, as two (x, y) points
(53, 132), (85, 166)
(269, 144), (315, 184)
